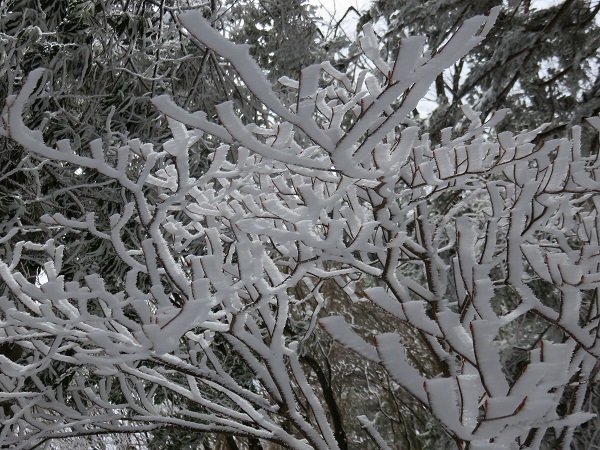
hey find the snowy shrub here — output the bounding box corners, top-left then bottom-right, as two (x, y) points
(0, 6), (599, 449)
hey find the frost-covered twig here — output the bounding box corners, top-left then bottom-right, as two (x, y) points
(0, 7), (599, 450)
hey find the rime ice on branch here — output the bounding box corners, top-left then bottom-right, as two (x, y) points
(0, 6), (599, 450)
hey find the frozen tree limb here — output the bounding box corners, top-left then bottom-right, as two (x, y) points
(0, 7), (598, 450)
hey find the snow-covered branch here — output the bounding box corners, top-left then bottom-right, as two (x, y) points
(0, 7), (598, 449)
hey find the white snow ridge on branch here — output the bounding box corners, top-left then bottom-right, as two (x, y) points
(0, 6), (599, 450)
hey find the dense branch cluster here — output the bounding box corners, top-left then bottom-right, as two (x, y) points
(0, 6), (599, 450)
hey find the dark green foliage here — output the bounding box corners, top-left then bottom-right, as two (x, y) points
(362, 0), (600, 138)
(225, 0), (325, 81)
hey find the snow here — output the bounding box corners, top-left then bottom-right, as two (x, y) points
(319, 316), (380, 362)
(375, 333), (428, 404)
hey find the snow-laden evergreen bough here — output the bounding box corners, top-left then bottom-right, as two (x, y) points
(0, 7), (599, 449)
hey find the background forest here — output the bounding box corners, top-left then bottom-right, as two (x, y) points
(1, 0), (600, 449)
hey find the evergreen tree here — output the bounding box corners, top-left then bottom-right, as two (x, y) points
(360, 0), (600, 141)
